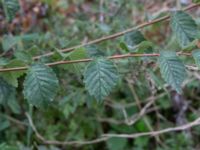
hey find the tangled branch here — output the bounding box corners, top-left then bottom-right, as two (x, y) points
(25, 110), (200, 146)
(25, 113), (109, 146)
(102, 117), (200, 138)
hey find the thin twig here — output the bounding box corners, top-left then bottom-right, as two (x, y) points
(25, 113), (109, 146)
(100, 94), (165, 125)
(103, 117), (200, 138)
(0, 52), (193, 72)
(126, 78), (162, 143)
(26, 112), (200, 145)
(0, 113), (28, 128)
(32, 3), (200, 60)
(127, 96), (159, 125)
(98, 107), (160, 125)
(105, 93), (166, 109)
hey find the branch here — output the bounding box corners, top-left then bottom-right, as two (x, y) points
(126, 95), (159, 125)
(26, 112), (200, 146)
(98, 93), (166, 126)
(105, 93), (166, 109)
(97, 107), (160, 125)
(0, 52), (192, 72)
(32, 3), (200, 60)
(0, 113), (28, 131)
(25, 113), (109, 146)
(102, 117), (200, 138)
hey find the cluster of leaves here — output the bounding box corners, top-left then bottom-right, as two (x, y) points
(1, 0), (200, 149)
(1, 5), (200, 107)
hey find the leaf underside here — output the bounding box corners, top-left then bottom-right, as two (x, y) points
(23, 64), (59, 107)
(0, 78), (15, 104)
(170, 11), (198, 48)
(84, 58), (119, 101)
(124, 30), (146, 49)
(0, 59), (26, 87)
(159, 51), (187, 93)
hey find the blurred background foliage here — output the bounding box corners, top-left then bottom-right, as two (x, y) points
(1, 0), (200, 149)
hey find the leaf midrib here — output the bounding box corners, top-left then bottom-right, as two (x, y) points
(32, 69), (47, 102)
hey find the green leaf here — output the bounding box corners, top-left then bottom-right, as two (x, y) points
(107, 137), (127, 150)
(85, 45), (105, 58)
(53, 48), (73, 60)
(0, 143), (18, 150)
(192, 49), (200, 69)
(0, 59), (26, 87)
(0, 119), (10, 131)
(14, 51), (33, 63)
(23, 64), (59, 107)
(54, 47), (87, 72)
(20, 33), (39, 41)
(170, 11), (199, 48)
(7, 90), (21, 114)
(136, 41), (153, 52)
(1, 0), (20, 22)
(98, 23), (111, 33)
(61, 47), (87, 74)
(159, 51), (187, 93)
(69, 47), (87, 60)
(134, 137), (150, 148)
(0, 58), (9, 66)
(2, 34), (20, 51)
(2, 34), (39, 52)
(119, 42), (129, 52)
(0, 78), (15, 104)
(124, 30), (146, 50)
(84, 58), (119, 101)
(70, 47), (87, 73)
